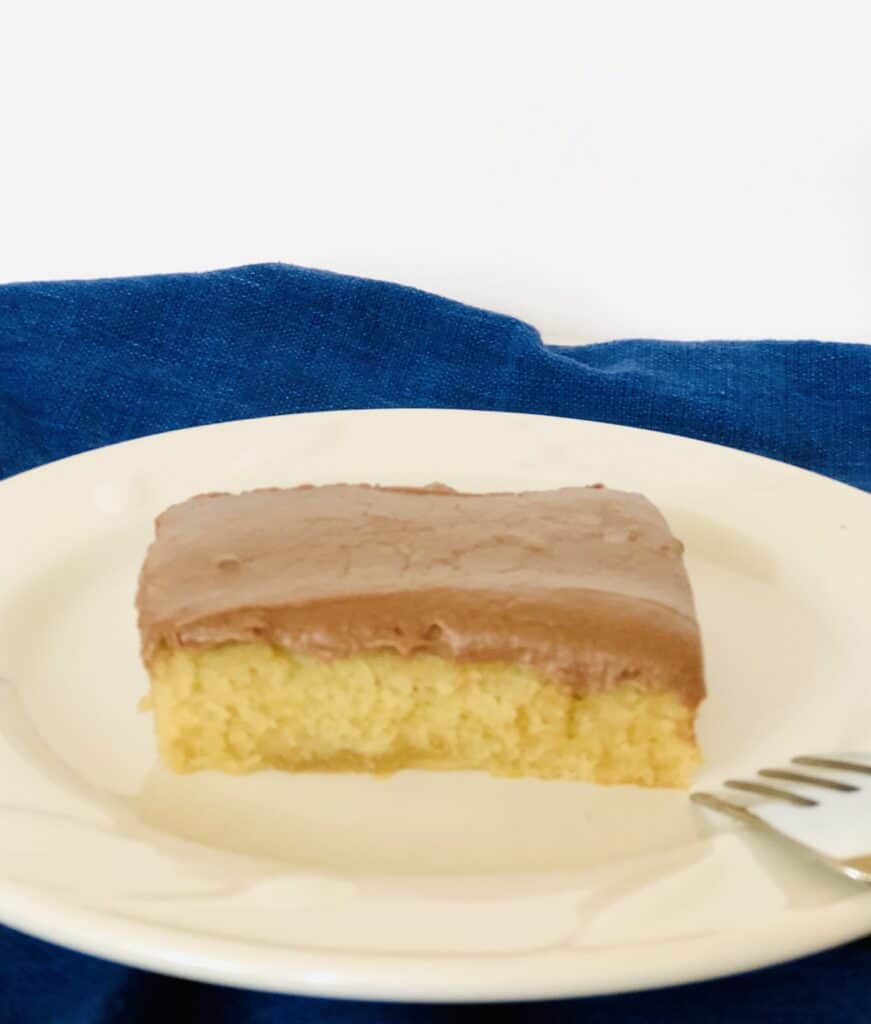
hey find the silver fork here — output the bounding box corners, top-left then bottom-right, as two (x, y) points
(692, 755), (871, 884)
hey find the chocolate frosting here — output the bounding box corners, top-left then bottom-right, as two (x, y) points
(136, 484), (705, 706)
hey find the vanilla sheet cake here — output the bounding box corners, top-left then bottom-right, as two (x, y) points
(136, 484), (704, 786)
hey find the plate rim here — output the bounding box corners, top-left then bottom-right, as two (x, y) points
(1, 873), (869, 1003)
(2, 406), (868, 503)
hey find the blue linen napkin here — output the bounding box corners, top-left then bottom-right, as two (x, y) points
(1, 263), (869, 488)
(0, 263), (869, 1023)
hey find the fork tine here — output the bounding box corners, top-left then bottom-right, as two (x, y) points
(691, 791), (762, 825)
(759, 768), (859, 792)
(792, 755), (871, 775)
(724, 779), (818, 806)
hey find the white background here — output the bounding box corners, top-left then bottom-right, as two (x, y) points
(2, 0), (869, 343)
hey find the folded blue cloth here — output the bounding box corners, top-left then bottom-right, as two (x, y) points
(0, 263), (869, 1023)
(1, 263), (869, 488)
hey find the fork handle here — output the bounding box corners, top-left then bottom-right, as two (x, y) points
(691, 792), (871, 885)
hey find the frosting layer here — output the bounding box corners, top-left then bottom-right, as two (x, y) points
(136, 484), (704, 706)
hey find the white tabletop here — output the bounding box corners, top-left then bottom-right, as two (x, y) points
(2, 0), (869, 343)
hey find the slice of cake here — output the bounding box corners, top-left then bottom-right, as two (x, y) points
(136, 484), (704, 786)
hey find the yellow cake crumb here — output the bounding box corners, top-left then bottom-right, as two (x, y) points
(147, 644), (700, 787)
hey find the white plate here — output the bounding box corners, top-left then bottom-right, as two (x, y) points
(0, 409), (869, 1002)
